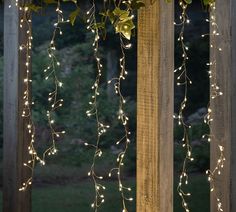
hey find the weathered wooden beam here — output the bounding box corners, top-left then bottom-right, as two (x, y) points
(3, 1), (32, 212)
(210, 0), (236, 211)
(137, 0), (174, 211)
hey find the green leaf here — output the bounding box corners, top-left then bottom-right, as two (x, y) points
(69, 7), (80, 26)
(107, 10), (115, 24)
(113, 7), (130, 21)
(130, 0), (145, 10)
(184, 0), (192, 4)
(111, 7), (135, 40)
(115, 19), (135, 40)
(203, 0), (215, 5)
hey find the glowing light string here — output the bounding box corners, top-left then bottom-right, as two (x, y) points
(18, 4), (37, 191)
(174, 1), (193, 211)
(43, 0), (67, 161)
(104, 0), (134, 210)
(108, 35), (133, 212)
(18, 0), (67, 191)
(84, 1), (110, 210)
(202, 3), (225, 211)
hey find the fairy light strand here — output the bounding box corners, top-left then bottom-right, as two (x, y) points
(43, 0), (67, 161)
(18, 4), (37, 191)
(105, 0), (135, 209)
(108, 35), (133, 212)
(17, 1), (67, 191)
(85, 2), (110, 210)
(174, 1), (193, 211)
(10, 1), (225, 211)
(202, 3), (225, 211)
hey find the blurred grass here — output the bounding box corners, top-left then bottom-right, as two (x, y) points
(0, 180), (136, 212)
(0, 174), (209, 212)
(32, 180), (136, 212)
(0, 137), (209, 212)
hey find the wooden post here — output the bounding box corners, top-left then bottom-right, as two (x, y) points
(3, 1), (32, 212)
(210, 0), (236, 211)
(137, 0), (174, 211)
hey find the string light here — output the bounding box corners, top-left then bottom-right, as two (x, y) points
(105, 1), (134, 210)
(17, 0), (67, 191)
(85, 1), (110, 210)
(42, 0), (68, 162)
(174, 1), (193, 211)
(108, 35), (133, 212)
(9, 2), (225, 212)
(202, 3), (225, 211)
(18, 4), (37, 191)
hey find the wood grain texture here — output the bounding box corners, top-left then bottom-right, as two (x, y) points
(137, 0), (174, 211)
(210, 0), (236, 211)
(3, 1), (32, 212)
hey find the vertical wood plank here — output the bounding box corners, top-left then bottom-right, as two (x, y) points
(137, 0), (174, 211)
(210, 0), (236, 211)
(3, 1), (32, 212)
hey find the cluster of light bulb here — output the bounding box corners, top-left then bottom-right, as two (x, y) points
(17, 4), (42, 192)
(42, 0), (67, 162)
(84, 1), (134, 210)
(202, 3), (225, 211)
(11, 0), (67, 191)
(85, 2), (110, 210)
(174, 1), (193, 211)
(107, 35), (133, 212)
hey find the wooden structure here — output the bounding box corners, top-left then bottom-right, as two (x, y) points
(3, 1), (32, 212)
(137, 0), (174, 211)
(2, 0), (236, 212)
(210, 0), (236, 211)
